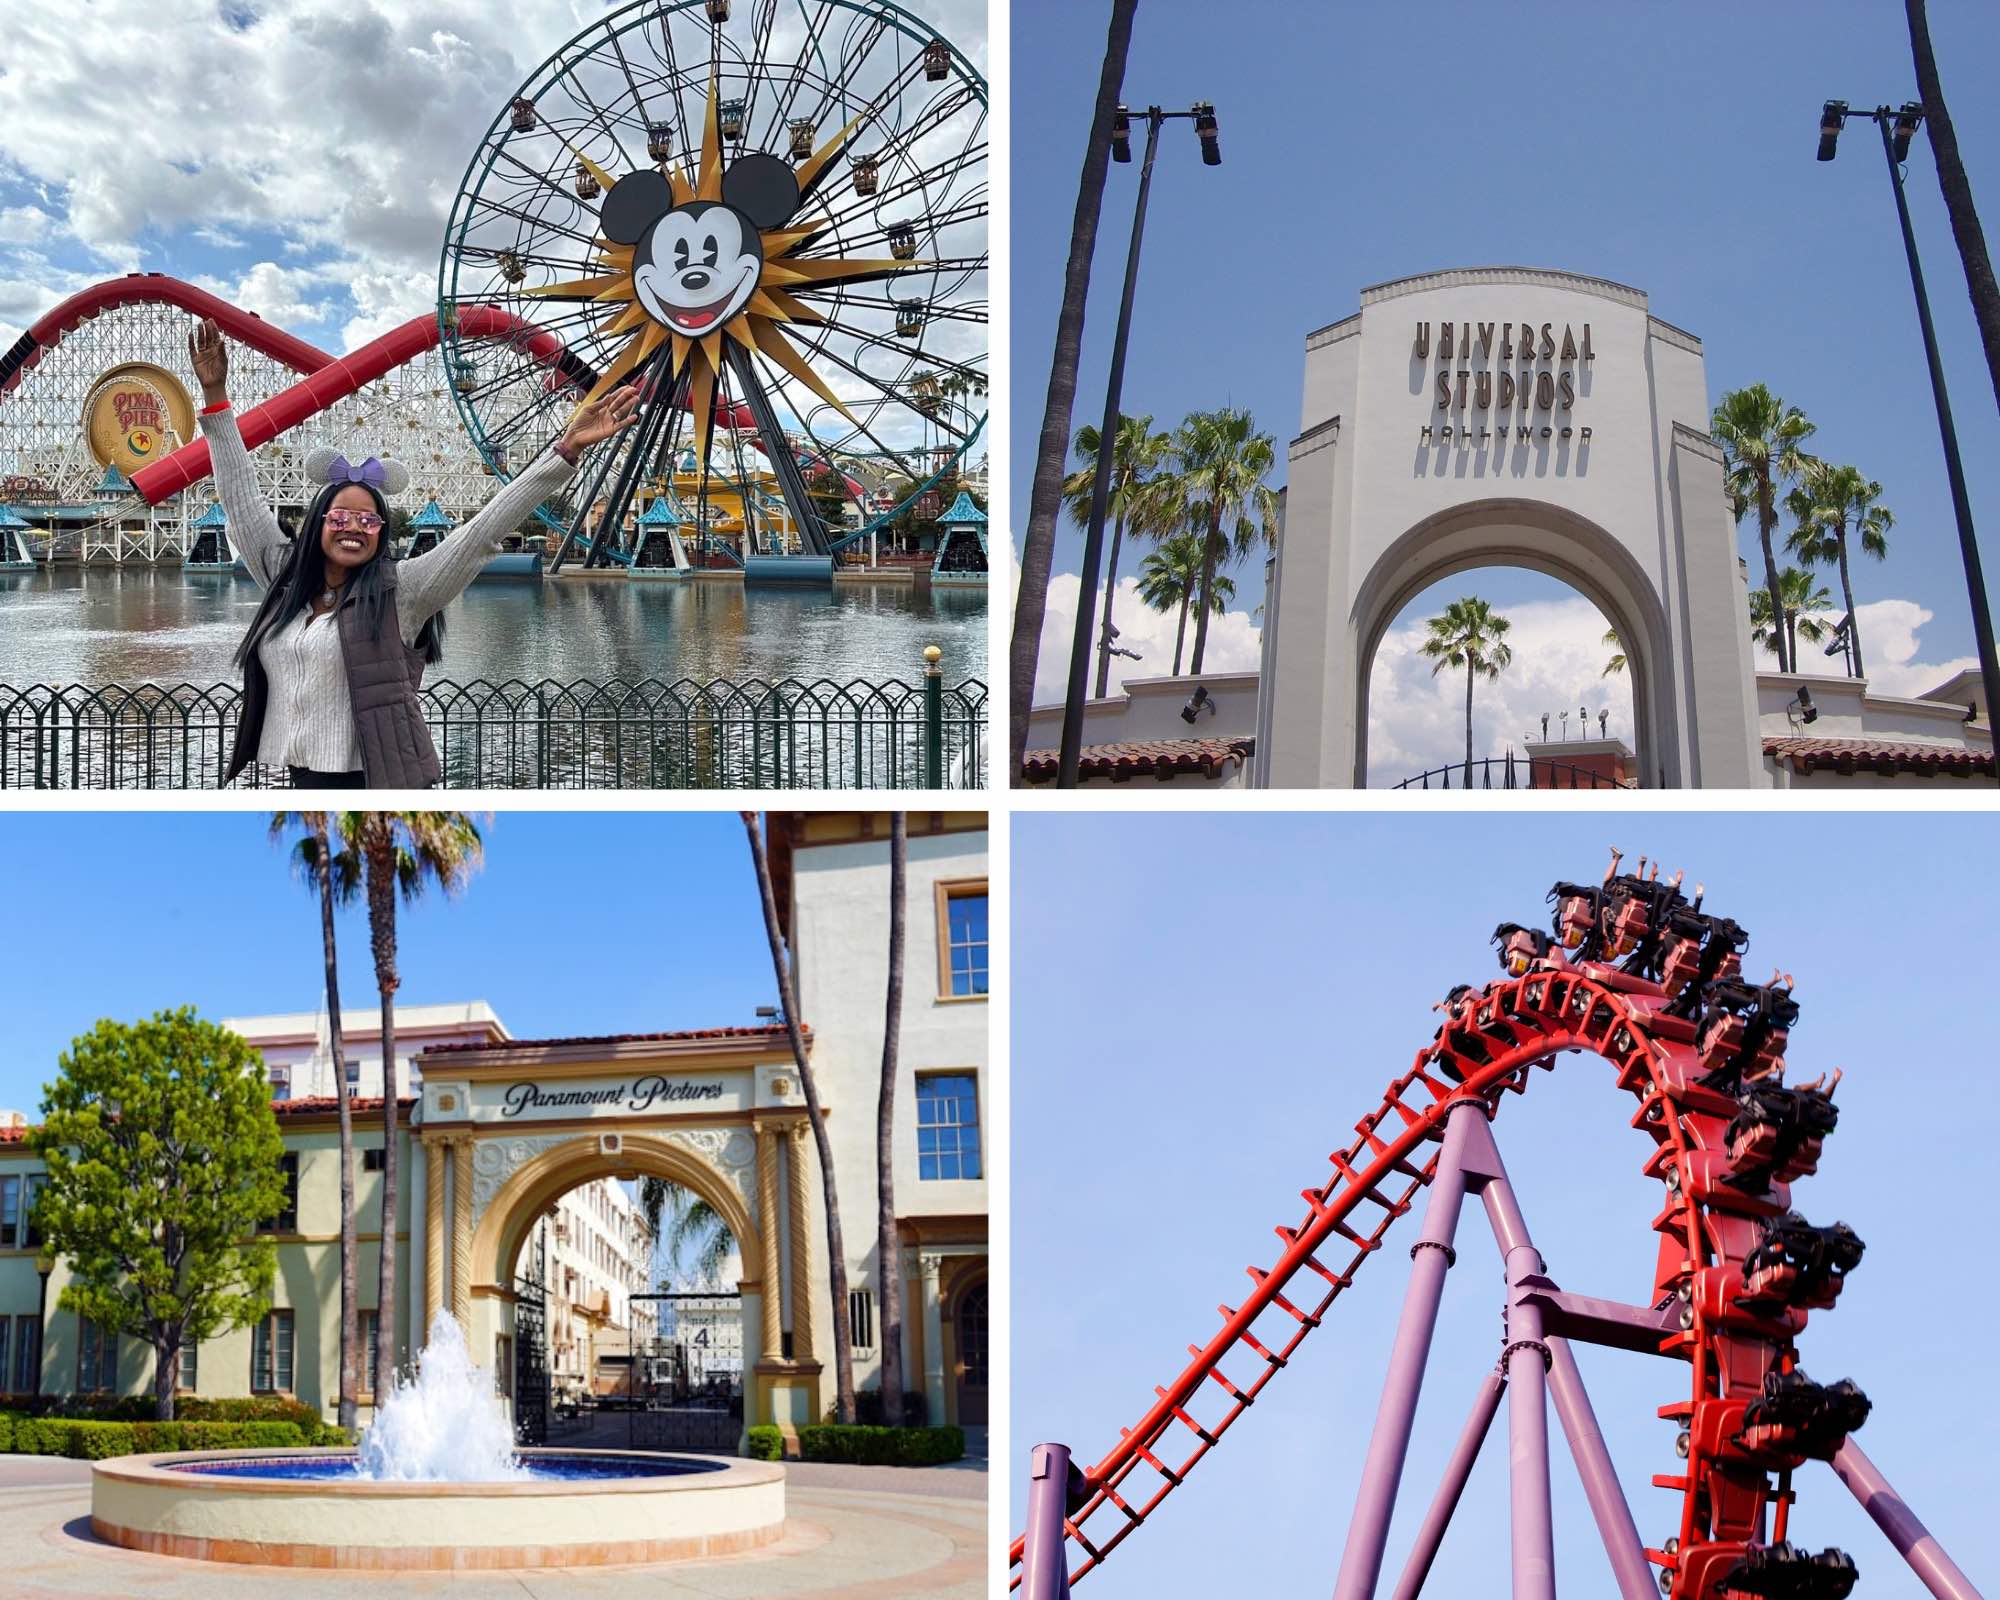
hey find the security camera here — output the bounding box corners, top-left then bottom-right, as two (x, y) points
(1179, 686), (1214, 724)
(1794, 685), (1818, 726)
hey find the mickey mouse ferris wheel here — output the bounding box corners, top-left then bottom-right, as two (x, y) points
(438, 0), (985, 571)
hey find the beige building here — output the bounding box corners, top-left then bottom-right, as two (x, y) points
(0, 813), (988, 1448)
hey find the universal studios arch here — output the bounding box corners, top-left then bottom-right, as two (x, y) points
(415, 1027), (827, 1450)
(1258, 267), (1764, 788)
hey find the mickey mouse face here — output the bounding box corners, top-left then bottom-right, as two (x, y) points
(633, 203), (762, 336)
(601, 153), (804, 341)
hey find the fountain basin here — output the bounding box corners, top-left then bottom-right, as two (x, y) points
(90, 1448), (786, 1570)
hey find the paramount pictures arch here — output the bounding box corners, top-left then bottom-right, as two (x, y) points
(416, 1031), (840, 1442)
(1259, 267), (1765, 787)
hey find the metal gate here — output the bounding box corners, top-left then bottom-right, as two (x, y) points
(625, 1291), (744, 1452)
(513, 1233), (550, 1447)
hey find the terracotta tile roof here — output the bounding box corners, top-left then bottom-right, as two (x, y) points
(1764, 735), (1996, 778)
(0, 1124), (27, 1145)
(1022, 736), (1255, 784)
(423, 1024), (799, 1056)
(272, 1095), (415, 1116)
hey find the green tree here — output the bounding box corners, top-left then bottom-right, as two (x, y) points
(741, 811), (856, 1424)
(271, 812), (363, 1433)
(638, 1182), (734, 1286)
(1009, 0), (1138, 782)
(1138, 533), (1234, 677)
(1420, 598), (1514, 770)
(1749, 567), (1833, 668)
(1712, 384), (1817, 673)
(28, 1009), (286, 1421)
(874, 812), (908, 1426)
(1601, 626), (1627, 678)
(1786, 462), (1893, 678)
(335, 811), (485, 1396)
(1172, 408), (1281, 675)
(1061, 414), (1175, 697)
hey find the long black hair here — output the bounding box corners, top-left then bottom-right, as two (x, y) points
(234, 481), (445, 669)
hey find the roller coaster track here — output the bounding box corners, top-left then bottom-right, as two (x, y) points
(1012, 860), (1982, 1600)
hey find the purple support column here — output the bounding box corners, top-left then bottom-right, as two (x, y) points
(1832, 1439), (1985, 1600)
(1545, 1338), (1657, 1600)
(1331, 1099), (1484, 1600)
(1022, 1442), (1076, 1600)
(1468, 1123), (1557, 1600)
(1388, 1369), (1507, 1600)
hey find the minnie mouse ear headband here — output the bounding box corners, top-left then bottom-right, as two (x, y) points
(303, 446), (410, 497)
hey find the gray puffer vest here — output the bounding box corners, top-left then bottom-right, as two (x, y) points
(226, 562), (441, 788)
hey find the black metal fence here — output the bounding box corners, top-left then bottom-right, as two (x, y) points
(0, 675), (988, 790)
(1391, 755), (1636, 790)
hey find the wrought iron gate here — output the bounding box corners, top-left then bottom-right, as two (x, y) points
(513, 1236), (550, 1447)
(626, 1291), (744, 1452)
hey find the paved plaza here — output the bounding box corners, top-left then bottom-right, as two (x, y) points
(0, 1456), (985, 1599)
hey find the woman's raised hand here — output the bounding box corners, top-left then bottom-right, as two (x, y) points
(188, 318), (229, 404)
(559, 384), (643, 453)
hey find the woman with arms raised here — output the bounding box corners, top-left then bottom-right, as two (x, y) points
(188, 315), (637, 788)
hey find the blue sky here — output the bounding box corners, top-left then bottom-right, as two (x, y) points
(0, 811), (785, 1115)
(1012, 812), (1997, 1596)
(1012, 0), (2000, 719)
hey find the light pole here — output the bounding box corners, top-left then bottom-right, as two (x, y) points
(34, 1246), (54, 1399)
(1057, 102), (1221, 789)
(1819, 99), (2000, 778)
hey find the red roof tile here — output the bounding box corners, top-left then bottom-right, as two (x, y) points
(0, 1125), (27, 1145)
(423, 1024), (799, 1056)
(1022, 737), (1254, 784)
(1764, 735), (1995, 778)
(273, 1095), (415, 1116)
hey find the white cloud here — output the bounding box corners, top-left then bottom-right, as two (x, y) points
(1751, 595), (1975, 700)
(194, 260), (337, 329)
(1031, 569), (1263, 702)
(0, 205), (50, 242)
(1366, 596), (1635, 786)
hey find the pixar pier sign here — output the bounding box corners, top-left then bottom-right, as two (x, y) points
(1415, 318), (1596, 446)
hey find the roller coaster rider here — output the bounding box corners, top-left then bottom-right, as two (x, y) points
(187, 316), (638, 787)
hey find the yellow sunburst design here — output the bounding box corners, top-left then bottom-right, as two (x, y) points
(525, 71), (929, 478)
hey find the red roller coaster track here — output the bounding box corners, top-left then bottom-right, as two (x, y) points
(1012, 859), (1981, 1600)
(0, 272), (774, 505)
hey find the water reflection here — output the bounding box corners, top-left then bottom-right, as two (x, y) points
(0, 569), (988, 687)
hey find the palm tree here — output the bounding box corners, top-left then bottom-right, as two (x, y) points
(1172, 408), (1282, 675)
(1712, 385), (1816, 672)
(1748, 567), (1834, 667)
(740, 812), (855, 1424)
(1905, 0), (2000, 416)
(1601, 626), (1627, 678)
(1138, 533), (1234, 676)
(271, 811), (362, 1433)
(1062, 414), (1175, 697)
(1786, 462), (1893, 678)
(875, 813), (907, 1426)
(335, 811), (485, 1397)
(1420, 598), (1514, 770)
(1009, 0), (1139, 782)
(637, 1181), (734, 1285)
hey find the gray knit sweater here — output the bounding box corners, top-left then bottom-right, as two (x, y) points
(201, 406), (574, 772)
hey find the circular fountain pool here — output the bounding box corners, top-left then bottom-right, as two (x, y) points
(91, 1448), (787, 1569)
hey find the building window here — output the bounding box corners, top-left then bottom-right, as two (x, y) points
(363, 1148), (385, 1172)
(76, 1318), (117, 1392)
(360, 1311), (380, 1391)
(260, 1153), (299, 1233)
(10, 1315), (39, 1392)
(268, 1065), (290, 1102)
(849, 1287), (875, 1353)
(346, 1056), (362, 1088)
(936, 881), (988, 998)
(495, 1335), (512, 1396)
(0, 1176), (16, 1248)
(916, 1072), (982, 1181)
(23, 1175), (43, 1249)
(177, 1341), (198, 1393)
(251, 1310), (295, 1393)
(0, 1319), (8, 1392)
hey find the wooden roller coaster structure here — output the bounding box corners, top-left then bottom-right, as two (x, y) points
(1013, 851), (1983, 1600)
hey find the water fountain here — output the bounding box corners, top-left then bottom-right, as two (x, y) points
(88, 1310), (785, 1569)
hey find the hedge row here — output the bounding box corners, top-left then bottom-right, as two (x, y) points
(0, 1414), (313, 1458)
(796, 1424), (965, 1466)
(0, 1393), (325, 1430)
(745, 1425), (783, 1461)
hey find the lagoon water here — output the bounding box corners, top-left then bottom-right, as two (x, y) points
(0, 568), (988, 688)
